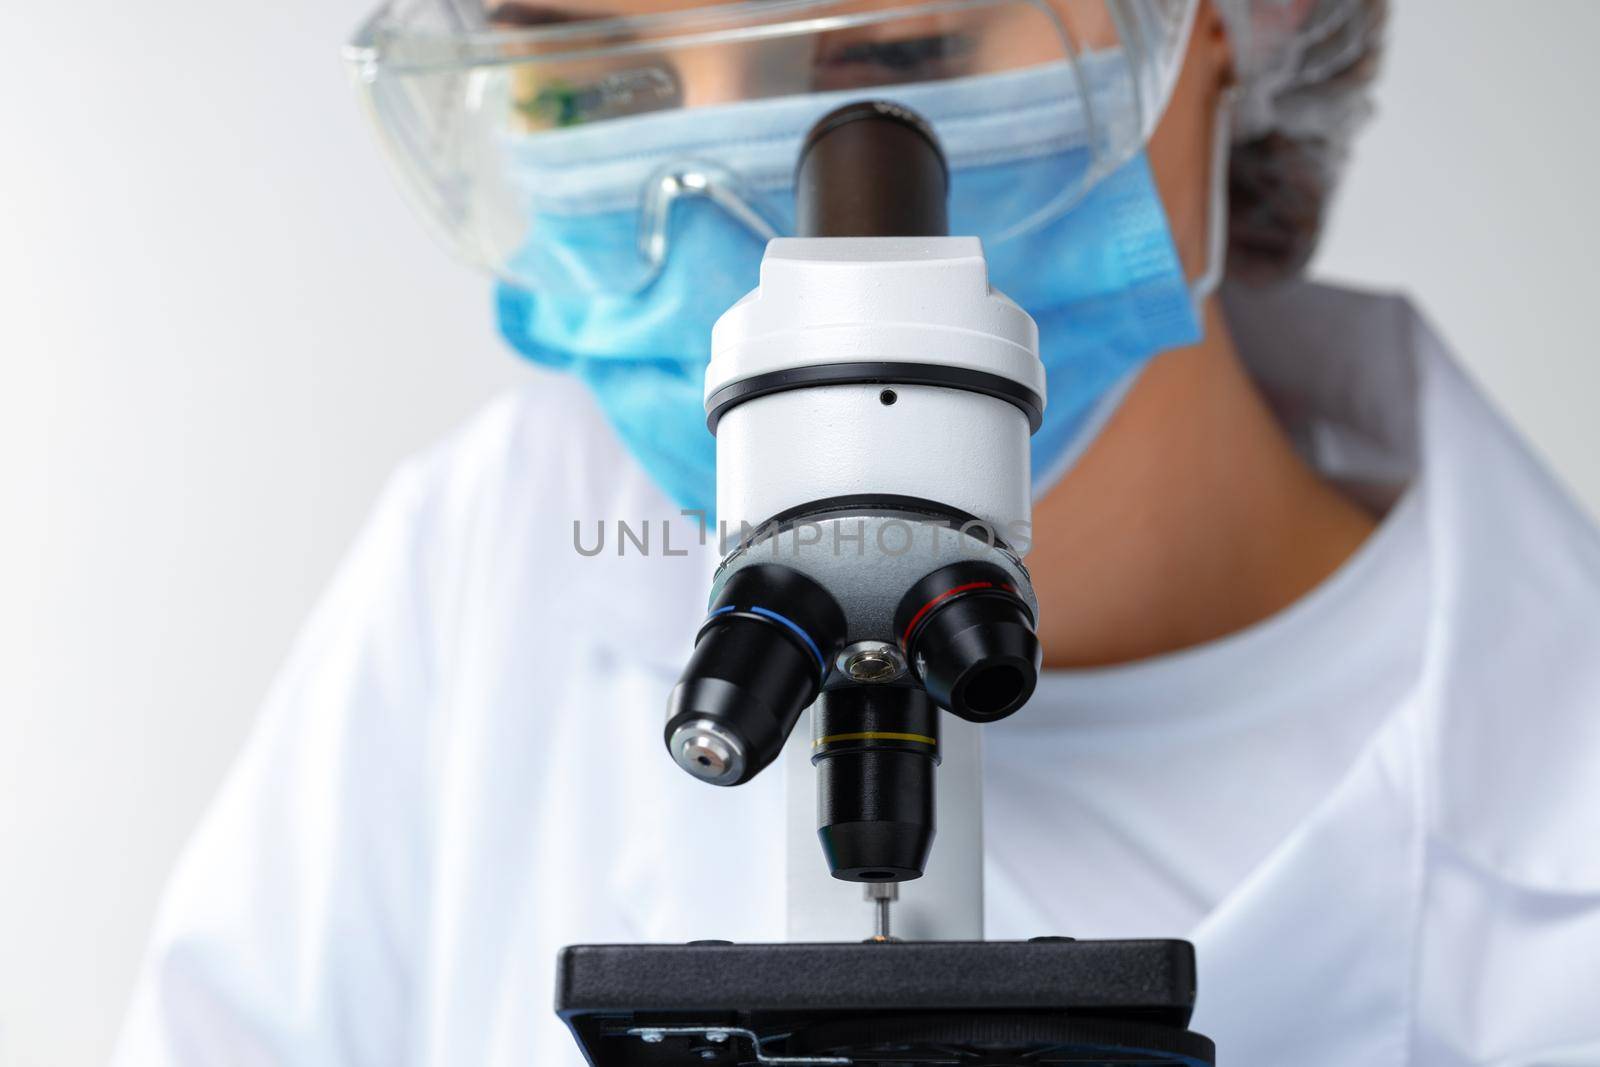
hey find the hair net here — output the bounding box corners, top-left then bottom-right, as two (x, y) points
(1212, 0), (1390, 281)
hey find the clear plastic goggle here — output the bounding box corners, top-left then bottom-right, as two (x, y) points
(345, 0), (1198, 294)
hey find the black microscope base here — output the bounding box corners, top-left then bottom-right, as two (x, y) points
(556, 940), (1215, 1066)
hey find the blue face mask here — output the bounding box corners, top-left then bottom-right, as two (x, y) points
(496, 64), (1202, 516)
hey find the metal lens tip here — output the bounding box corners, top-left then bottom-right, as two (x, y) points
(670, 720), (746, 784)
(682, 734), (731, 778)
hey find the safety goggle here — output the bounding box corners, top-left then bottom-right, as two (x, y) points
(345, 0), (1198, 295)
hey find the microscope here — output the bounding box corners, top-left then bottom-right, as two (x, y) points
(557, 101), (1215, 1067)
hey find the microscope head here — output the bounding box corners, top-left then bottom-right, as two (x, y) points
(664, 101), (1044, 884)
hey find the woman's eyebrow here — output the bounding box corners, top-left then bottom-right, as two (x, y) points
(490, 1), (612, 27)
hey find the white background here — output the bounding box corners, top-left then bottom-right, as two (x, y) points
(2, 2), (1597, 1063)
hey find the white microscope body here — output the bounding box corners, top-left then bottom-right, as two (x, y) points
(666, 102), (1046, 941)
(710, 237), (1043, 941)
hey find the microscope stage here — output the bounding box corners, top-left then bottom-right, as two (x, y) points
(556, 939), (1214, 1066)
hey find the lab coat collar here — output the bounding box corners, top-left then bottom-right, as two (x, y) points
(1224, 279), (1422, 512)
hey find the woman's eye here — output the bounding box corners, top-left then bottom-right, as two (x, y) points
(818, 34), (974, 74)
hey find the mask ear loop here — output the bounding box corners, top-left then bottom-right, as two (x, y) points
(1189, 86), (1239, 306)
(1033, 86), (1241, 501)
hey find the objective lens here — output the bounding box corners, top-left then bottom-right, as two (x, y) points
(896, 561), (1041, 723)
(812, 685), (940, 882)
(665, 565), (846, 786)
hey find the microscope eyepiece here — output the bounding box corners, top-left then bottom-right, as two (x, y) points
(795, 100), (949, 239)
(896, 562), (1042, 723)
(665, 565), (846, 786)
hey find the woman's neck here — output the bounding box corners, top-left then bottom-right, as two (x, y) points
(1027, 299), (1377, 669)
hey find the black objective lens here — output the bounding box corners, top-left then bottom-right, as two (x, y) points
(896, 561), (1041, 723)
(813, 685), (940, 881)
(665, 565), (846, 787)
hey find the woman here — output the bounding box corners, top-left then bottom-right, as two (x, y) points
(116, 1), (1600, 1063)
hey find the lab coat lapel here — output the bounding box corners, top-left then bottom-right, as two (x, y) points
(1189, 703), (1426, 1065)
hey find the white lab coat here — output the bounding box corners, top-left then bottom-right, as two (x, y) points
(114, 281), (1600, 1066)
